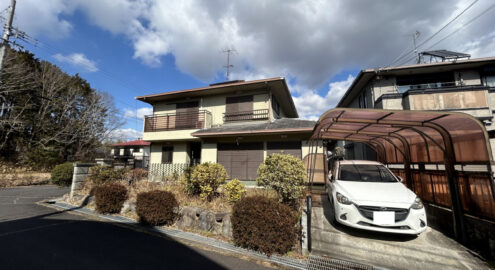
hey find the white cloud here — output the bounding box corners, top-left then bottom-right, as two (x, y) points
(108, 128), (142, 141)
(124, 107), (153, 119)
(53, 53), (99, 72)
(0, 0), (74, 39)
(4, 0), (495, 94)
(294, 75), (355, 119)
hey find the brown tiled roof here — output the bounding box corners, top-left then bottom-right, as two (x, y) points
(192, 118), (316, 137)
(112, 139), (150, 147)
(136, 77), (284, 100)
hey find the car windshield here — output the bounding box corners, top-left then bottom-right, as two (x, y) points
(338, 164), (398, 182)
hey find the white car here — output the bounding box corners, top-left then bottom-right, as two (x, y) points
(326, 160), (427, 235)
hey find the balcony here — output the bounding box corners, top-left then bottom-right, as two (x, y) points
(396, 81), (457, 93)
(223, 109), (269, 122)
(144, 110), (212, 132)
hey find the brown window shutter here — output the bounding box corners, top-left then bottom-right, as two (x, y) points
(176, 101), (199, 128)
(226, 95), (253, 113)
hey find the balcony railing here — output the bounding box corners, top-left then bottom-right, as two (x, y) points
(223, 109), (269, 122)
(396, 81), (458, 93)
(144, 110), (212, 132)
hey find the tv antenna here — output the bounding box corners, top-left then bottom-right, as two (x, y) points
(222, 48), (236, 81)
(412, 31), (421, 63)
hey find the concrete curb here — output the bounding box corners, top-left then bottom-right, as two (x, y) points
(45, 198), (307, 270)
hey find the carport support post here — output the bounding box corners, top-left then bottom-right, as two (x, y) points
(431, 125), (467, 244)
(444, 158), (467, 244)
(306, 195), (312, 252)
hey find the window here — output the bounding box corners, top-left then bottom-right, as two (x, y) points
(339, 164), (397, 182)
(226, 95), (253, 113)
(396, 72), (455, 93)
(482, 75), (495, 87)
(271, 95), (280, 117)
(133, 148), (140, 153)
(162, 146), (173, 164)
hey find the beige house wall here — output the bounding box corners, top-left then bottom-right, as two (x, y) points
(381, 97), (403, 110)
(409, 90), (488, 110)
(253, 93), (269, 111)
(149, 142), (189, 164)
(201, 143), (217, 163)
(302, 140), (324, 161)
(143, 129), (200, 141)
(154, 103), (176, 114)
(372, 78), (396, 101)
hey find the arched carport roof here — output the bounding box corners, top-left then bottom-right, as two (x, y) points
(311, 108), (493, 165)
(309, 108), (495, 244)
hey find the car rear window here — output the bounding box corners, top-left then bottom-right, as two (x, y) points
(339, 164), (398, 182)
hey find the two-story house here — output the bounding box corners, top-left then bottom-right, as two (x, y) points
(337, 53), (495, 159)
(136, 78), (322, 181)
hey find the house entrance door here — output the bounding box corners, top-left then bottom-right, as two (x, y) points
(189, 142), (201, 166)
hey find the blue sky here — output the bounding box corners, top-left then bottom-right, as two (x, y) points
(3, 0), (495, 140)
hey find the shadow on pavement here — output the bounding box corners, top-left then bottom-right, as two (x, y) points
(320, 194), (418, 242)
(0, 205), (229, 270)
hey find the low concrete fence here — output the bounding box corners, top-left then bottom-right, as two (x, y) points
(70, 163), (95, 199)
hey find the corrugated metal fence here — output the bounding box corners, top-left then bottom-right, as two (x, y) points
(390, 167), (495, 220)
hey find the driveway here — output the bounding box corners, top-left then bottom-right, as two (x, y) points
(0, 186), (273, 270)
(311, 195), (489, 270)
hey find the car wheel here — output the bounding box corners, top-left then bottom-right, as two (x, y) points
(329, 196), (337, 224)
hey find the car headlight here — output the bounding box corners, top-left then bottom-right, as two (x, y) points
(411, 197), (424, 209)
(336, 192), (352, 205)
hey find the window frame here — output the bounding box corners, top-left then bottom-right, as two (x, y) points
(161, 146), (173, 164)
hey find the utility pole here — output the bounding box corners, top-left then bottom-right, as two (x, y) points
(0, 0), (16, 80)
(222, 48), (236, 81)
(412, 31), (420, 64)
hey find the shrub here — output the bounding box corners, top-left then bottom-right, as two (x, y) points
(232, 196), (298, 256)
(223, 179), (246, 203)
(126, 168), (148, 183)
(256, 153), (307, 206)
(89, 166), (128, 185)
(94, 183), (128, 214)
(50, 162), (74, 186)
(136, 190), (178, 226)
(180, 166), (198, 195)
(190, 163), (228, 201)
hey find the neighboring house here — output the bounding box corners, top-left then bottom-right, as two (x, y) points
(337, 52), (495, 159)
(136, 78), (322, 181)
(111, 139), (151, 168)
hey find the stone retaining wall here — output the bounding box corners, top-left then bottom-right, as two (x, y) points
(176, 206), (232, 238)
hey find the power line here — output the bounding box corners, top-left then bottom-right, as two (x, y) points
(388, 0), (478, 67)
(396, 2), (495, 67)
(12, 32), (151, 121)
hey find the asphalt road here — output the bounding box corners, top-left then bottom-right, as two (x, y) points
(0, 185), (273, 270)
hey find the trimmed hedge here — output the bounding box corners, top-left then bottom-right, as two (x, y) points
(136, 190), (178, 226)
(94, 183), (128, 214)
(51, 162), (74, 186)
(181, 163), (228, 201)
(223, 179), (246, 203)
(256, 153), (307, 206)
(231, 195), (298, 256)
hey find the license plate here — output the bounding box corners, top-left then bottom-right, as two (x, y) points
(373, 211), (395, 225)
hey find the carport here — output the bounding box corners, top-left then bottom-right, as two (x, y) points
(306, 108), (495, 252)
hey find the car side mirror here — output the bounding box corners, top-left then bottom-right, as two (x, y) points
(397, 176), (403, 182)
